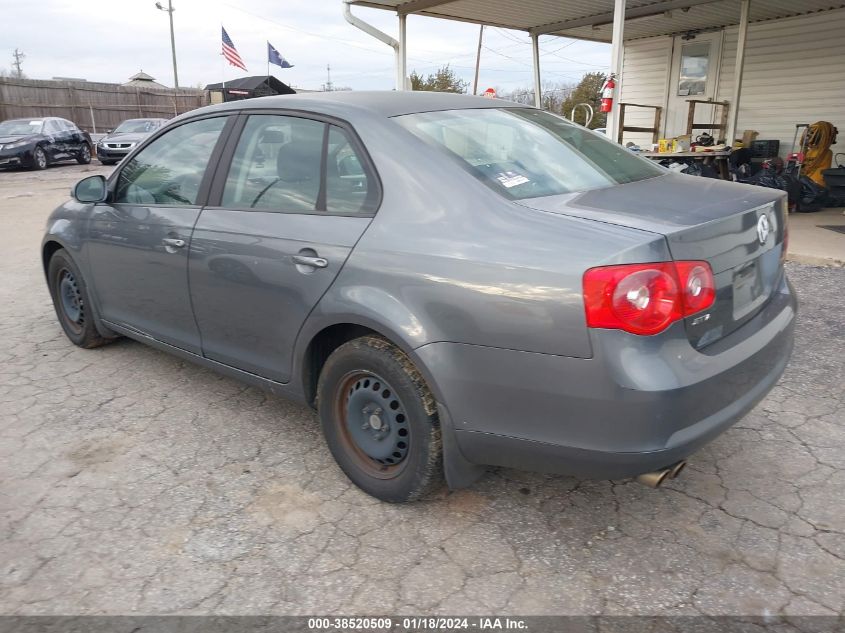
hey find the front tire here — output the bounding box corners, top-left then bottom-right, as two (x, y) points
(76, 144), (92, 164)
(32, 146), (48, 170)
(47, 249), (111, 349)
(317, 336), (443, 502)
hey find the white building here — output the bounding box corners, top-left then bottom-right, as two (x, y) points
(347, 1), (844, 160)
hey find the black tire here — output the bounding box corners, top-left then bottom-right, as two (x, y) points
(99, 159), (116, 166)
(317, 335), (443, 502)
(47, 249), (112, 349)
(76, 144), (92, 165)
(32, 146), (48, 170)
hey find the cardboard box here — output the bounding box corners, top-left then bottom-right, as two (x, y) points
(741, 129), (759, 147)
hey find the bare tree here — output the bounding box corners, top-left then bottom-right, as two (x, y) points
(497, 80), (576, 113)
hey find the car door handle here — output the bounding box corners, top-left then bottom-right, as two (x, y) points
(162, 238), (186, 249)
(292, 255), (328, 268)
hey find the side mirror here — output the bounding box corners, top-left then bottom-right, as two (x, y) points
(72, 175), (108, 203)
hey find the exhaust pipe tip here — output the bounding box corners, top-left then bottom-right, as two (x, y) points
(668, 460), (686, 479)
(635, 461), (687, 488)
(635, 469), (671, 488)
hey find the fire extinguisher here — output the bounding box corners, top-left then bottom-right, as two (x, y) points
(600, 75), (616, 113)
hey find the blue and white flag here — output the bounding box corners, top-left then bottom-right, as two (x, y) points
(268, 42), (294, 69)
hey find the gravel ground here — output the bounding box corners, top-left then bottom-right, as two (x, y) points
(0, 164), (843, 616)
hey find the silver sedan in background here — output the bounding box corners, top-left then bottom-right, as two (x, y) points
(96, 118), (168, 165)
(42, 92), (795, 502)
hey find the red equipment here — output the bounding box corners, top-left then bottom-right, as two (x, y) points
(600, 75), (616, 113)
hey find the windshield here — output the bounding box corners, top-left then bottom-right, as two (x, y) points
(0, 120), (43, 136)
(395, 108), (663, 200)
(114, 120), (161, 134)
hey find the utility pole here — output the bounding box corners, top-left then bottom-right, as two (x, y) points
(324, 64), (334, 92)
(472, 25), (484, 95)
(12, 49), (25, 79)
(155, 1), (179, 88)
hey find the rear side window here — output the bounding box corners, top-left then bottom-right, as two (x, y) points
(221, 114), (376, 215)
(395, 108), (663, 200)
(326, 126), (371, 214)
(222, 115), (324, 212)
(114, 117), (226, 206)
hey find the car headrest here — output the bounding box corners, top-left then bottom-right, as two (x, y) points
(276, 125), (324, 183)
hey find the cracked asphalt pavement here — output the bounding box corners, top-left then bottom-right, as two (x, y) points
(1, 165), (844, 616)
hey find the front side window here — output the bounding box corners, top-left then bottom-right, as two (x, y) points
(395, 108), (663, 200)
(114, 117), (226, 206)
(221, 114), (375, 215)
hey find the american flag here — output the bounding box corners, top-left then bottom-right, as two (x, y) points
(222, 27), (248, 72)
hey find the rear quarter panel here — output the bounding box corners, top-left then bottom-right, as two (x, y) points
(304, 112), (671, 361)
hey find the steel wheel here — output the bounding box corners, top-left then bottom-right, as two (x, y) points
(57, 268), (85, 335)
(47, 248), (114, 349)
(318, 335), (444, 502)
(333, 371), (411, 479)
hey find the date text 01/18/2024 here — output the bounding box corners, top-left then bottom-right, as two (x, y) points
(307, 617), (529, 631)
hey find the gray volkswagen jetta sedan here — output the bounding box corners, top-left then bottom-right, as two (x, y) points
(43, 92), (795, 502)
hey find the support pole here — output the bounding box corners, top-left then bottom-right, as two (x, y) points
(398, 13), (407, 90)
(606, 0), (626, 139)
(472, 25), (484, 95)
(342, 0), (401, 91)
(531, 33), (541, 108)
(726, 0), (750, 144)
(167, 0), (179, 88)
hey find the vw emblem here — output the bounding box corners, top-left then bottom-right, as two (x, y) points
(757, 214), (770, 245)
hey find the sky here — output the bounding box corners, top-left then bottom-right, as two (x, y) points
(1, 0), (610, 93)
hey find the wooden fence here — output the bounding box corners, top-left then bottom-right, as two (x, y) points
(0, 78), (210, 134)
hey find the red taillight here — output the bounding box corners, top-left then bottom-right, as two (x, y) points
(583, 261), (715, 335)
(675, 261), (716, 314)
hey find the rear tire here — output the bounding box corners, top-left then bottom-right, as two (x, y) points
(32, 146), (48, 170)
(76, 144), (92, 165)
(47, 249), (112, 349)
(317, 336), (443, 502)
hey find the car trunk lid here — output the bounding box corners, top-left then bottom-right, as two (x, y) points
(518, 173), (788, 347)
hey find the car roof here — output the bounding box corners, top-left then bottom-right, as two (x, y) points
(190, 91), (527, 119)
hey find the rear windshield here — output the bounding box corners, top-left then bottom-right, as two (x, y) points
(395, 108), (663, 200)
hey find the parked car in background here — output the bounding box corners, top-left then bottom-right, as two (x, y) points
(42, 92), (795, 503)
(0, 117), (92, 170)
(96, 118), (168, 165)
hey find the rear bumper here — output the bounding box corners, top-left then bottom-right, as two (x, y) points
(418, 274), (796, 479)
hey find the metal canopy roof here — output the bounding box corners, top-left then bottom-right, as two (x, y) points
(349, 0), (845, 41)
